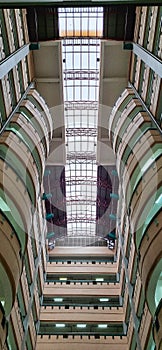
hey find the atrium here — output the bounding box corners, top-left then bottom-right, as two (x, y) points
(0, 2), (161, 350)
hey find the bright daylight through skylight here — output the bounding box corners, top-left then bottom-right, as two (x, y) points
(58, 8), (103, 245)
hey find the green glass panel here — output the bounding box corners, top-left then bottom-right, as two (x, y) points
(7, 322), (18, 349)
(17, 62), (24, 95)
(19, 108), (47, 154)
(9, 9), (19, 50)
(0, 262), (13, 316)
(17, 284), (26, 319)
(27, 95), (43, 113)
(138, 61), (145, 95)
(126, 144), (162, 207)
(0, 189), (26, 253)
(0, 144), (35, 205)
(115, 105), (144, 152)
(111, 93), (136, 135)
(8, 70), (17, 108)
(155, 271), (162, 308)
(0, 83), (7, 123)
(0, 11), (10, 56)
(145, 69), (154, 108)
(136, 187), (162, 249)
(143, 7), (152, 49)
(7, 123), (42, 179)
(152, 7), (162, 56)
(147, 258), (162, 317)
(121, 123), (154, 167)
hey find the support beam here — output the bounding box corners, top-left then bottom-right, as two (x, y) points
(103, 77), (127, 83)
(0, 0), (160, 6)
(35, 78), (60, 83)
(0, 44), (30, 79)
(133, 43), (162, 78)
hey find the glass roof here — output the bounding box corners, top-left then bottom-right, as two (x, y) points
(58, 8), (103, 242)
(59, 7), (103, 38)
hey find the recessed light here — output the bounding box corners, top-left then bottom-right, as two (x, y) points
(54, 298), (63, 302)
(76, 324), (87, 328)
(99, 298), (109, 302)
(98, 324), (108, 328)
(95, 278), (104, 282)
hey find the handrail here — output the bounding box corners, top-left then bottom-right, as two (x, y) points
(0, 82), (34, 135)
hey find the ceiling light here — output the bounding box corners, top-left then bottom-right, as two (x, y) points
(53, 298), (63, 302)
(98, 324), (108, 328)
(59, 277), (67, 281)
(95, 278), (104, 282)
(76, 324), (87, 328)
(99, 298), (109, 302)
(55, 324), (65, 328)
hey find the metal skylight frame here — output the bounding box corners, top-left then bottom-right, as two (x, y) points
(58, 7), (103, 243)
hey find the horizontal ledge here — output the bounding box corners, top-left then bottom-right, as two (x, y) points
(102, 77), (127, 83)
(35, 78), (60, 83)
(133, 43), (162, 78)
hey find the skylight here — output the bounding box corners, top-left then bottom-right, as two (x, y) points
(58, 8), (103, 244)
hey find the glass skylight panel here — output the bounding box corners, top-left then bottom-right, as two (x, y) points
(59, 7), (103, 38)
(59, 8), (103, 244)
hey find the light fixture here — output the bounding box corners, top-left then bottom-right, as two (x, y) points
(95, 278), (104, 282)
(55, 324), (65, 328)
(98, 324), (108, 328)
(59, 277), (67, 281)
(53, 298), (63, 302)
(76, 324), (87, 328)
(99, 298), (109, 302)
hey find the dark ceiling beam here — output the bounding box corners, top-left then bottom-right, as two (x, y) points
(0, 1), (161, 7)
